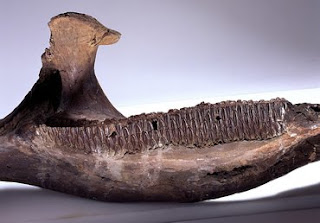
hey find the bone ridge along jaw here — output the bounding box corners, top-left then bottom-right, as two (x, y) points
(41, 12), (124, 124)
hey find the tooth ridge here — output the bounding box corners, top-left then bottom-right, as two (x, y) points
(41, 99), (289, 156)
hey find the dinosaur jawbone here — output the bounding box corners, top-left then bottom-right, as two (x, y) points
(0, 12), (319, 202)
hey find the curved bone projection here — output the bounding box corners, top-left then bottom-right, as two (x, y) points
(0, 12), (319, 202)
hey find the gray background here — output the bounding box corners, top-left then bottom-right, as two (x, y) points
(0, 0), (320, 118)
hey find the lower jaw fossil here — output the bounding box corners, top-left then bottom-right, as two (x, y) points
(0, 12), (319, 202)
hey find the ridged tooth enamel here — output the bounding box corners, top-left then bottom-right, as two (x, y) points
(39, 99), (289, 157)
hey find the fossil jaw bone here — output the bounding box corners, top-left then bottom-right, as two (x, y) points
(0, 12), (319, 202)
(44, 12), (124, 122)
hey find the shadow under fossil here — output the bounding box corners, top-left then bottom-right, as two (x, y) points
(1, 173), (320, 223)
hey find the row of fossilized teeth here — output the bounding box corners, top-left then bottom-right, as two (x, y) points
(37, 98), (289, 156)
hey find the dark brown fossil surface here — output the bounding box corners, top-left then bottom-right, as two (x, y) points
(0, 12), (319, 202)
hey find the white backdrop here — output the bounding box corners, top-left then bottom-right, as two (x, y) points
(0, 0), (320, 118)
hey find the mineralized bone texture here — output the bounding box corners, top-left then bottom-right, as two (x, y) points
(0, 12), (319, 202)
